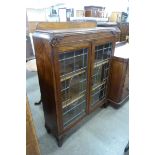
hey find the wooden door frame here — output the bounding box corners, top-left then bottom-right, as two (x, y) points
(89, 37), (115, 113)
(53, 41), (92, 133)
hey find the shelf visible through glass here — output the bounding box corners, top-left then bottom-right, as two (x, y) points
(90, 42), (112, 106)
(58, 48), (88, 127)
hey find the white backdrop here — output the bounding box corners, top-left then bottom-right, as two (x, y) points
(26, 0), (129, 21)
(26, 0), (129, 12)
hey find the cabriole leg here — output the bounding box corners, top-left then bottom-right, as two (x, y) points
(57, 136), (63, 147)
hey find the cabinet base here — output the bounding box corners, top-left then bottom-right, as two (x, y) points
(45, 124), (63, 147)
(108, 96), (129, 109)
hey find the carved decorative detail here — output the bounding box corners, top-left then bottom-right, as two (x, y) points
(110, 30), (117, 35)
(49, 35), (64, 47)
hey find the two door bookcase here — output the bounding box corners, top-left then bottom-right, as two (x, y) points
(33, 27), (117, 147)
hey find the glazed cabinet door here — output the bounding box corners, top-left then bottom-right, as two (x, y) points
(90, 39), (114, 110)
(55, 42), (91, 129)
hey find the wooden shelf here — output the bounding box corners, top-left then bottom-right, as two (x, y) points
(62, 93), (85, 109)
(92, 81), (106, 91)
(60, 69), (86, 82)
(94, 59), (109, 68)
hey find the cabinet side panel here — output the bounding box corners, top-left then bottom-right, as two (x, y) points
(121, 62), (129, 100)
(108, 57), (128, 103)
(33, 37), (58, 135)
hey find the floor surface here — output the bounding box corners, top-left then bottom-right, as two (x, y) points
(26, 70), (129, 155)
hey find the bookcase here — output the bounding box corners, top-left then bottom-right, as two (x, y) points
(33, 27), (117, 146)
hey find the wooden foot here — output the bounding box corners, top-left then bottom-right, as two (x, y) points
(57, 137), (63, 147)
(34, 98), (42, 105)
(45, 124), (51, 134)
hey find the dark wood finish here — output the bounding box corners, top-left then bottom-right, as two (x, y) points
(33, 36), (60, 136)
(97, 23), (121, 42)
(33, 27), (117, 146)
(36, 22), (96, 30)
(108, 56), (129, 107)
(26, 96), (41, 155)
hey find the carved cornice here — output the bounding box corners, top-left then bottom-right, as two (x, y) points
(49, 35), (64, 47)
(110, 30), (117, 35)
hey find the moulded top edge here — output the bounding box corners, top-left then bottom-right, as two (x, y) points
(32, 31), (51, 40)
(35, 27), (119, 36)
